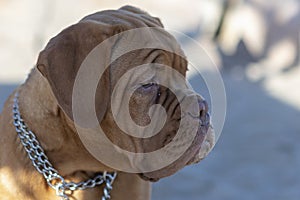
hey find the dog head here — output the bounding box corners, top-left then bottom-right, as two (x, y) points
(36, 5), (215, 182)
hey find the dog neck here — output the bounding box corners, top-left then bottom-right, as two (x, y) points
(17, 68), (111, 177)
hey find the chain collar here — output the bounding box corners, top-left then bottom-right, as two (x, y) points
(12, 93), (117, 200)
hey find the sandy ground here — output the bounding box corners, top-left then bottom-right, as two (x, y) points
(1, 1), (300, 200)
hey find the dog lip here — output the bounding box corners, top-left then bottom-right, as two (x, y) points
(186, 111), (210, 125)
(186, 124), (215, 165)
(186, 144), (204, 165)
(185, 116), (211, 165)
(138, 173), (160, 182)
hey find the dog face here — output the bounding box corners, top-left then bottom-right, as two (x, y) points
(105, 48), (215, 181)
(36, 5), (215, 182)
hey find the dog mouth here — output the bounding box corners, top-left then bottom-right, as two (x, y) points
(185, 111), (215, 165)
(138, 112), (215, 182)
(186, 125), (215, 165)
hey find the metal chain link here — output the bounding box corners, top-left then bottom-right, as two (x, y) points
(12, 93), (117, 200)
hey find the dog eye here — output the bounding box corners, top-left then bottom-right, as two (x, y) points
(141, 82), (157, 89)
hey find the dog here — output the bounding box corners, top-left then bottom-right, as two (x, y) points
(0, 5), (215, 200)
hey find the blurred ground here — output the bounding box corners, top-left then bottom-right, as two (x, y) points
(1, 0), (300, 200)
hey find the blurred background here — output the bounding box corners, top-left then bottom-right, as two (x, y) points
(0, 0), (299, 199)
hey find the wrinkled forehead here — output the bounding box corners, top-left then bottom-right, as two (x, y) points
(109, 48), (188, 88)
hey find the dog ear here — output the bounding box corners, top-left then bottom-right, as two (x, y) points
(36, 22), (111, 124)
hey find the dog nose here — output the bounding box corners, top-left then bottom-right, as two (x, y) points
(198, 100), (210, 126)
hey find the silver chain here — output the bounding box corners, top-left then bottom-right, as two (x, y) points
(12, 93), (117, 200)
